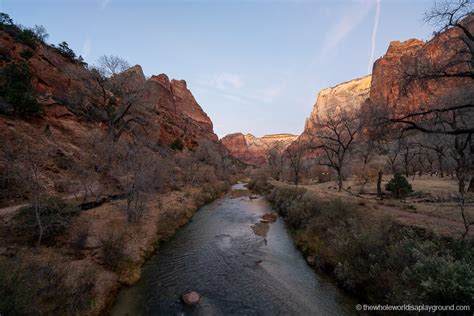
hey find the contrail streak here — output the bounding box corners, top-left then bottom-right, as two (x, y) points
(368, 0), (381, 74)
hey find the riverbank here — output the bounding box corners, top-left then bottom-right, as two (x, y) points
(0, 181), (230, 315)
(247, 179), (474, 309)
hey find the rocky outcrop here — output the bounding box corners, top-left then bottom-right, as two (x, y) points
(299, 75), (371, 143)
(368, 15), (474, 117)
(0, 29), (218, 149)
(221, 133), (298, 165)
(299, 15), (473, 148)
(143, 74), (217, 147)
(0, 28), (223, 206)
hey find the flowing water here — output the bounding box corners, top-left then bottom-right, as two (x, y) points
(112, 183), (357, 315)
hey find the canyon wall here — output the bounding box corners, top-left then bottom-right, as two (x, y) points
(368, 14), (474, 117)
(221, 133), (298, 165)
(299, 75), (372, 144)
(0, 28), (222, 199)
(299, 14), (473, 147)
(0, 29), (218, 148)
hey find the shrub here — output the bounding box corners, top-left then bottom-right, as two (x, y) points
(13, 196), (80, 245)
(100, 232), (126, 271)
(267, 184), (474, 307)
(56, 41), (76, 59)
(402, 251), (474, 305)
(285, 191), (322, 229)
(0, 62), (41, 115)
(267, 186), (305, 217)
(385, 173), (413, 198)
(19, 49), (33, 60)
(170, 138), (185, 151)
(0, 18), (38, 49)
(0, 255), (96, 315)
(0, 12), (13, 25)
(15, 28), (37, 49)
(247, 176), (271, 194)
(70, 222), (89, 259)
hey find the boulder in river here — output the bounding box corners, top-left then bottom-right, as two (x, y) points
(262, 213), (277, 222)
(182, 291), (201, 305)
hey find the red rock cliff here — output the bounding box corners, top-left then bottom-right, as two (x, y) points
(221, 133), (297, 165)
(0, 29), (218, 148)
(368, 14), (474, 117)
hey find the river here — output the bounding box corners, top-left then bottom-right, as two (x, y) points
(112, 183), (357, 315)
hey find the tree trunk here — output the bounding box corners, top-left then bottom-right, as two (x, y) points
(458, 174), (466, 195)
(337, 169), (343, 192)
(438, 153), (444, 177)
(468, 177), (474, 192)
(377, 171), (383, 199)
(34, 194), (43, 251)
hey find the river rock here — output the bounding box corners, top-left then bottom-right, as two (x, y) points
(182, 291), (201, 305)
(262, 213), (277, 222)
(306, 256), (315, 265)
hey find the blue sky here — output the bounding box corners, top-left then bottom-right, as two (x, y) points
(1, 0), (435, 138)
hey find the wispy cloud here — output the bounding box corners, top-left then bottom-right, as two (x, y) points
(320, 0), (376, 57)
(368, 0), (381, 73)
(197, 72), (287, 105)
(200, 72), (244, 90)
(81, 36), (92, 60)
(101, 0), (112, 10)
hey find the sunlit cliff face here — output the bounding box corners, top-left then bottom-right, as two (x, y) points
(221, 133), (298, 165)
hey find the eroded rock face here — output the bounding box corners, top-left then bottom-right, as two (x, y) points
(142, 75), (218, 147)
(0, 29), (218, 148)
(368, 15), (474, 117)
(299, 75), (372, 144)
(221, 133), (297, 165)
(298, 15), (473, 148)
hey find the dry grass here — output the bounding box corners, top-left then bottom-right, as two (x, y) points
(0, 185), (221, 314)
(271, 176), (474, 238)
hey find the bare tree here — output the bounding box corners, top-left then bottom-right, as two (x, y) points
(268, 142), (285, 181)
(65, 63), (147, 154)
(32, 25), (49, 42)
(118, 144), (153, 223)
(5, 139), (44, 250)
(309, 103), (363, 191)
(285, 141), (306, 186)
(97, 55), (131, 77)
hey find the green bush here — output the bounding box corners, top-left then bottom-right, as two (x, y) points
(13, 196), (80, 245)
(19, 49), (33, 60)
(385, 173), (413, 198)
(0, 62), (41, 115)
(56, 41), (76, 59)
(402, 250), (474, 305)
(0, 12), (13, 26)
(0, 14), (38, 49)
(285, 191), (322, 228)
(170, 138), (185, 151)
(267, 186), (305, 217)
(15, 28), (38, 49)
